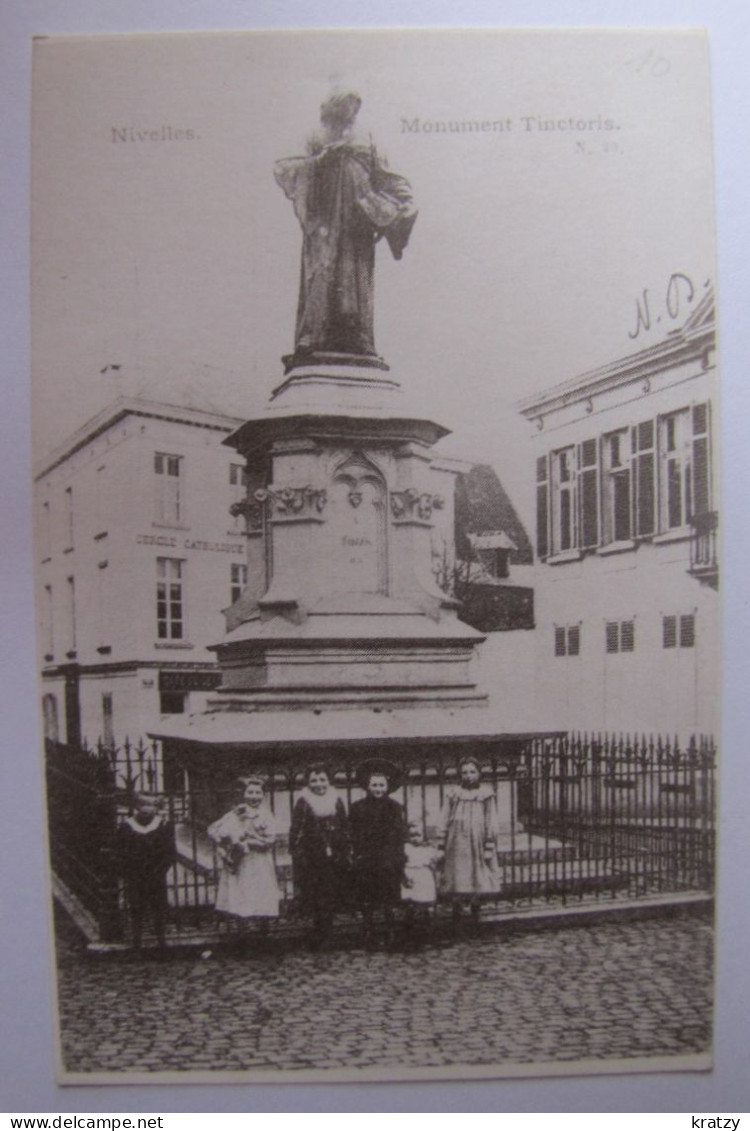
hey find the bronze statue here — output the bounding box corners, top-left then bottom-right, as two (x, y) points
(274, 91), (417, 369)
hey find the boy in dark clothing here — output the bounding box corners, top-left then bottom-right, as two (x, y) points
(117, 793), (174, 951)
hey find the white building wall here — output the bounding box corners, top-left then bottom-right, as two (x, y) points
(521, 307), (718, 743)
(34, 400), (245, 746)
(531, 541), (718, 737)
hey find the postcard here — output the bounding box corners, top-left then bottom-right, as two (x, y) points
(31, 28), (718, 1083)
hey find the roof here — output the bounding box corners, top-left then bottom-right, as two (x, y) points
(469, 531), (518, 552)
(517, 285), (715, 421)
(34, 396), (245, 480)
(455, 464), (533, 565)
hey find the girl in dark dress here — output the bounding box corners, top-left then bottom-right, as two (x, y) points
(349, 759), (406, 947)
(290, 764), (350, 946)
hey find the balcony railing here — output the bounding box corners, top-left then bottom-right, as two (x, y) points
(689, 510), (718, 588)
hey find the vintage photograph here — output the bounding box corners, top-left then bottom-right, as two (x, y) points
(31, 28), (718, 1083)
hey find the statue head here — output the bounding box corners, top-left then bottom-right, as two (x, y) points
(320, 90), (362, 139)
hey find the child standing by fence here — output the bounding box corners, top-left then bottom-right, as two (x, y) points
(350, 759), (406, 948)
(117, 793), (174, 952)
(438, 757), (500, 934)
(208, 775), (281, 935)
(401, 822), (442, 946)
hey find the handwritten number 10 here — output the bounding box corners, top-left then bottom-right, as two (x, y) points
(625, 49), (671, 78)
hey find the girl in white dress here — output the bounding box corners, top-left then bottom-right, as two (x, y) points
(208, 776), (281, 921)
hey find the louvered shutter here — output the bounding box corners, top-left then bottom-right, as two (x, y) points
(605, 622), (619, 653)
(536, 455), (549, 559)
(577, 439), (599, 549)
(620, 620), (635, 652)
(632, 420), (656, 536)
(680, 614), (696, 648)
(691, 402), (711, 518)
(663, 615), (677, 649)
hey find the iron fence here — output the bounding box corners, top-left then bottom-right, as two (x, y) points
(45, 731), (716, 944)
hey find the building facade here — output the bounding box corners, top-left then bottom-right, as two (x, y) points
(34, 398), (246, 746)
(518, 288), (718, 739)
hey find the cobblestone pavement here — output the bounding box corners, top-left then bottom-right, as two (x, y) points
(56, 912), (712, 1076)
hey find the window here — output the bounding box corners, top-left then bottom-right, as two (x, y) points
(554, 625), (580, 657)
(95, 465), (108, 537)
(156, 558), (184, 640)
(41, 500), (51, 560)
(96, 561), (108, 647)
(536, 401), (713, 559)
(663, 613), (696, 649)
(551, 447), (577, 553)
(42, 694), (59, 742)
(154, 453), (183, 525)
(102, 693), (114, 748)
(632, 420), (656, 537)
(230, 562), (248, 604)
(160, 691), (186, 714)
(488, 548), (510, 580)
(658, 410), (692, 530)
(43, 584), (54, 658)
(65, 576), (76, 655)
(539, 441), (598, 557)
(605, 619), (635, 654)
(229, 463), (247, 489)
(229, 463), (248, 532)
(64, 486), (74, 549)
(603, 429), (631, 543)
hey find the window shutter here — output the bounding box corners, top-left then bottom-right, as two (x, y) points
(663, 615), (677, 648)
(577, 439), (599, 549)
(691, 402), (711, 518)
(605, 622), (619, 653)
(536, 455), (549, 559)
(680, 614), (696, 648)
(632, 420), (655, 536)
(620, 620), (635, 652)
(568, 625), (580, 655)
(554, 626), (566, 656)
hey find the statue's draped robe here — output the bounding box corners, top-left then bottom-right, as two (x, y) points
(274, 141), (417, 358)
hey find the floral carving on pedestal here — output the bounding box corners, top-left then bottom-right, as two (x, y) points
(256, 485), (327, 521)
(230, 485), (327, 528)
(390, 488), (445, 522)
(229, 499), (264, 532)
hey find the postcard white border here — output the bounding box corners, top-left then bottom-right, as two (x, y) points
(2, 0), (749, 1114)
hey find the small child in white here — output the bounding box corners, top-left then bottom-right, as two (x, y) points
(401, 822), (443, 945)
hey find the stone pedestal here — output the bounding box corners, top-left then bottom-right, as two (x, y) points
(211, 360), (487, 713)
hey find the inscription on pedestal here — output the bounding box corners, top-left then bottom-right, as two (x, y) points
(328, 480), (385, 594)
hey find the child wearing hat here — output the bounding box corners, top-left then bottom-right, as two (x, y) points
(208, 774), (281, 925)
